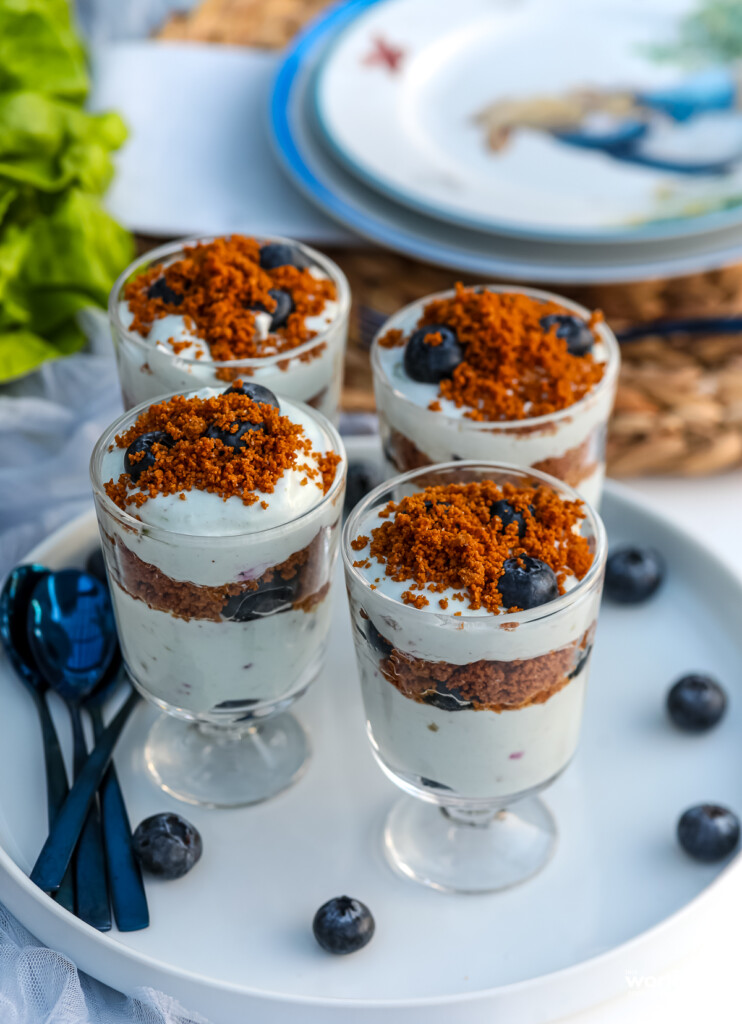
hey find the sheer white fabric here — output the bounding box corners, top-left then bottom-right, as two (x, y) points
(0, 905), (209, 1023)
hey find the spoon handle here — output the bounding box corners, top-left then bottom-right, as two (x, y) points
(89, 704), (149, 931)
(32, 691), (75, 914)
(69, 704), (111, 931)
(30, 691), (140, 894)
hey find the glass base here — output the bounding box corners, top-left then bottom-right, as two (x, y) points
(144, 711), (310, 808)
(382, 795), (557, 893)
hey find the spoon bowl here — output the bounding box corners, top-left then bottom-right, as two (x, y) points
(28, 571), (117, 703)
(0, 565), (52, 693)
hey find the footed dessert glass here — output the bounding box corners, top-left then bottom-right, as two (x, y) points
(91, 396), (346, 807)
(372, 285), (620, 508)
(342, 461), (607, 892)
(109, 235), (351, 419)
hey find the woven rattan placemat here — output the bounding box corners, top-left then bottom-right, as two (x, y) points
(154, 0), (742, 477)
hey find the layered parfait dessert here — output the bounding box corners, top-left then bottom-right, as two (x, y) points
(109, 235), (350, 419)
(372, 285), (620, 507)
(343, 462), (606, 891)
(90, 382), (345, 805)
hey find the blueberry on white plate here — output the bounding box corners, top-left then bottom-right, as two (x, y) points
(604, 546), (664, 604)
(133, 813), (202, 880)
(667, 674), (727, 732)
(312, 896), (375, 954)
(677, 804), (740, 863)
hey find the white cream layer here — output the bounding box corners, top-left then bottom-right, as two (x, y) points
(112, 587), (333, 714)
(359, 642), (589, 800)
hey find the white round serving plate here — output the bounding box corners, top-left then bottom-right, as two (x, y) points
(313, 0), (742, 243)
(270, 0), (742, 283)
(1, 441), (742, 1024)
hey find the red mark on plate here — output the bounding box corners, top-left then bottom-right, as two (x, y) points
(509, 751), (524, 760)
(363, 36), (406, 73)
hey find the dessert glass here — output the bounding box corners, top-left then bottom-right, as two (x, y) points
(372, 285), (620, 507)
(342, 461), (607, 893)
(90, 395), (346, 808)
(109, 236), (351, 419)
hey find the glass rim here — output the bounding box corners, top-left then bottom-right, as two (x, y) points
(90, 388), (347, 545)
(341, 459), (607, 626)
(370, 283), (621, 430)
(108, 234), (351, 369)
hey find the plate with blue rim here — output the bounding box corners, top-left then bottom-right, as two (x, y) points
(269, 0), (742, 282)
(311, 0), (742, 244)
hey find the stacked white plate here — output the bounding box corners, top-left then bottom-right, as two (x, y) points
(269, 0), (742, 282)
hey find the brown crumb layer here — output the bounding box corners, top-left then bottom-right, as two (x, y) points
(124, 235), (336, 361)
(379, 284), (605, 420)
(105, 529), (334, 622)
(354, 480), (592, 612)
(385, 427), (600, 489)
(532, 431), (603, 488)
(379, 627), (594, 711)
(104, 390), (340, 511)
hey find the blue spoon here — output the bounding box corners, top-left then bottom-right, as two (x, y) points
(84, 649), (149, 932)
(0, 565), (75, 914)
(27, 570), (117, 931)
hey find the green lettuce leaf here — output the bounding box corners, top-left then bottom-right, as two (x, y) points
(0, 0), (88, 100)
(0, 2), (132, 382)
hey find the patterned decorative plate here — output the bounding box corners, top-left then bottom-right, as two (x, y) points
(313, 0), (742, 242)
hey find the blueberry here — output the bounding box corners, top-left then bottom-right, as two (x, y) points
(222, 576), (299, 621)
(490, 499), (535, 539)
(423, 499), (451, 512)
(124, 431), (175, 484)
(540, 313), (594, 356)
(422, 681), (472, 711)
(667, 674), (727, 732)
(85, 547), (107, 586)
(146, 277), (183, 306)
(344, 461), (382, 519)
(224, 382), (280, 409)
(204, 419), (264, 451)
(259, 243), (308, 271)
(498, 556), (558, 610)
(677, 804), (740, 863)
(605, 546), (664, 604)
(403, 324), (463, 383)
(312, 896), (375, 955)
(132, 813), (202, 879)
(251, 289), (294, 331)
(365, 619), (393, 659)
